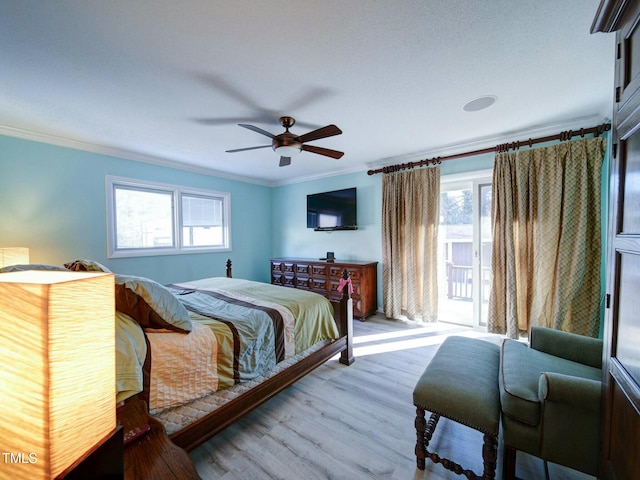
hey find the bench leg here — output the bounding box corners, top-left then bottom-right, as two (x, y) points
(415, 407), (426, 469)
(415, 407), (439, 470)
(481, 433), (497, 480)
(415, 407), (497, 480)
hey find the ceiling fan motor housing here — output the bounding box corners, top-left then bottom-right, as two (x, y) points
(272, 132), (302, 152)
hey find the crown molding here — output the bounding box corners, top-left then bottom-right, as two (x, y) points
(0, 125), (273, 187)
(0, 113), (610, 189)
(591, 0), (633, 33)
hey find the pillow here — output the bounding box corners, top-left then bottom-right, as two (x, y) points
(0, 264), (68, 273)
(64, 259), (111, 272)
(114, 274), (192, 333)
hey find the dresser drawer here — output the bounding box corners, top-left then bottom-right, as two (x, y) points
(295, 263), (312, 275)
(270, 258), (377, 321)
(311, 264), (329, 276)
(330, 266), (363, 280)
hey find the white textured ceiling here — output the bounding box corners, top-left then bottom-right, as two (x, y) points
(0, 1), (614, 186)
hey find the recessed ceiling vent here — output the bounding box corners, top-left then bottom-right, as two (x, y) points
(463, 95), (497, 112)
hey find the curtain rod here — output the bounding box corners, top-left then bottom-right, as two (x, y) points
(367, 122), (611, 176)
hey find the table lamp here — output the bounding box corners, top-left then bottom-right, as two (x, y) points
(0, 247), (30, 269)
(0, 270), (116, 479)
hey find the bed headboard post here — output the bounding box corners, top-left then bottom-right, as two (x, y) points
(337, 268), (354, 365)
(226, 259), (232, 278)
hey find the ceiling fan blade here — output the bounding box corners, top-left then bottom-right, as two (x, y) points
(239, 124), (275, 138)
(279, 156), (292, 167)
(226, 145), (271, 153)
(298, 124), (342, 143)
(194, 116), (321, 129)
(281, 87), (332, 113)
(301, 144), (344, 159)
(195, 73), (264, 111)
(194, 116), (272, 126)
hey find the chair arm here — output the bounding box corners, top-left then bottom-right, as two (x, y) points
(538, 372), (601, 412)
(530, 326), (603, 369)
(538, 372), (602, 475)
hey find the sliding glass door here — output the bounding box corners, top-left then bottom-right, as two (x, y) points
(438, 173), (492, 329)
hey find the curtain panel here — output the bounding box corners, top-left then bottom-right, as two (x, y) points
(488, 137), (606, 338)
(382, 167), (440, 321)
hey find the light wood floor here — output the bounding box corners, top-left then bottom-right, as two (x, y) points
(189, 314), (596, 480)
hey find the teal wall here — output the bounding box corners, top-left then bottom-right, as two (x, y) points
(272, 153), (496, 309)
(0, 135), (272, 283)
(0, 132), (610, 334)
(273, 134), (610, 322)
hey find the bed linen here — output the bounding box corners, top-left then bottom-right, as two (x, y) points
(172, 277), (339, 354)
(146, 321), (218, 413)
(115, 311), (147, 403)
(155, 339), (331, 436)
(116, 276), (339, 414)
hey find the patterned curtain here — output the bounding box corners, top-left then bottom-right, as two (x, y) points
(488, 137), (606, 338)
(382, 167), (440, 322)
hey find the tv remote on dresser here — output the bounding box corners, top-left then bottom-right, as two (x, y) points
(123, 423), (151, 446)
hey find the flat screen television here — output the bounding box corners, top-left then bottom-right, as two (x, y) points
(307, 187), (357, 231)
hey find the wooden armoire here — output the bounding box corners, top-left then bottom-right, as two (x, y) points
(592, 2), (640, 479)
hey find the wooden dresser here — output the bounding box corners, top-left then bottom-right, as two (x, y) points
(270, 257), (378, 320)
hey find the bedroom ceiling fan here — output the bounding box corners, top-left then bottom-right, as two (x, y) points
(225, 116), (344, 167)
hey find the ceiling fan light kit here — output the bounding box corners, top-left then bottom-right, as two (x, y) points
(226, 116), (343, 167)
(274, 144), (301, 157)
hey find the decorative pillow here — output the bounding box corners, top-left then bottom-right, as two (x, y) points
(114, 274), (192, 333)
(64, 259), (111, 272)
(0, 264), (68, 273)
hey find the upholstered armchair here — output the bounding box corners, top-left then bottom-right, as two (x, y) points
(499, 326), (603, 478)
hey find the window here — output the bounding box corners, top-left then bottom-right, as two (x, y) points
(106, 176), (230, 258)
(438, 170), (492, 329)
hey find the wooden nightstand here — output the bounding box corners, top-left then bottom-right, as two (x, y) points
(117, 396), (200, 480)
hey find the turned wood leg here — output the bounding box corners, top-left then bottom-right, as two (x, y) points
(415, 407), (426, 470)
(481, 433), (497, 480)
(503, 445), (517, 480)
(338, 296), (355, 366)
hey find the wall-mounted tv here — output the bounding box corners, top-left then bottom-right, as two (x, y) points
(307, 187), (357, 231)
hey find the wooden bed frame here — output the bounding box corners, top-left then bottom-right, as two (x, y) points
(165, 259), (355, 451)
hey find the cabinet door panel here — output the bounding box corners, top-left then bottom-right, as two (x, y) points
(604, 378), (640, 479)
(601, 3), (640, 478)
(616, 252), (640, 384)
(621, 132), (640, 232)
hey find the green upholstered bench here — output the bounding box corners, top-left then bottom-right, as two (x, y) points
(413, 336), (501, 480)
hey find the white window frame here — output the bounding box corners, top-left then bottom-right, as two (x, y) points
(106, 176), (231, 258)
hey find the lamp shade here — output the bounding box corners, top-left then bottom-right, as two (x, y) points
(273, 145), (301, 157)
(0, 271), (116, 479)
(0, 247), (29, 269)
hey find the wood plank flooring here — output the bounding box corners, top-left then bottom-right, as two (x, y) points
(189, 315), (596, 480)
